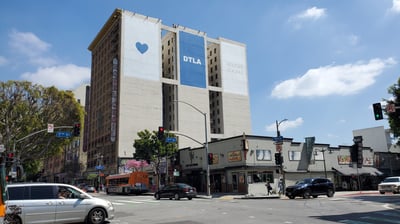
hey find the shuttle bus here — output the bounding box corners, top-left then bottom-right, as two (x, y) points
(105, 172), (149, 195)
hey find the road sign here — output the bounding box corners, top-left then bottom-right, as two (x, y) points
(56, 131), (71, 138)
(166, 137), (177, 143)
(273, 136), (283, 142)
(96, 165), (104, 170)
(47, 123), (54, 133)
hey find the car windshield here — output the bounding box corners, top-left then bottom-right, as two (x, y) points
(383, 177), (400, 183)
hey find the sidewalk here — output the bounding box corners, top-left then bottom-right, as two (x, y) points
(196, 190), (379, 200)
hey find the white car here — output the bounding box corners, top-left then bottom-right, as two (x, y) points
(378, 176), (400, 194)
(6, 182), (115, 224)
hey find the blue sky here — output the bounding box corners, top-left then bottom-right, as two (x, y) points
(1, 0), (399, 147)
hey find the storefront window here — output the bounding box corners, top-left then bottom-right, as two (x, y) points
(249, 171), (274, 183)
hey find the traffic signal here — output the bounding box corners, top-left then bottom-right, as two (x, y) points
(6, 152), (14, 166)
(73, 123), (81, 136)
(373, 103), (383, 120)
(350, 144), (358, 163)
(157, 126), (165, 140)
(275, 152), (282, 165)
(208, 153), (213, 165)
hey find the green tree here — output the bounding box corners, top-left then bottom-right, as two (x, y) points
(386, 78), (400, 145)
(133, 129), (178, 186)
(0, 80), (84, 179)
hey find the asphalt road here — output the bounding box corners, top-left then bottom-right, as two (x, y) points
(90, 191), (400, 224)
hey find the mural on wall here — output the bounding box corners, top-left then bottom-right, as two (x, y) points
(338, 155), (351, 165)
(338, 155), (374, 166)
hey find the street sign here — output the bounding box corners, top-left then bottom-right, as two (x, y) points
(96, 165), (104, 170)
(166, 137), (177, 143)
(47, 123), (54, 133)
(56, 131), (71, 138)
(275, 143), (282, 153)
(273, 136), (283, 142)
(386, 103), (396, 113)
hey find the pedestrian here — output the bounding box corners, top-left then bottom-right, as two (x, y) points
(265, 181), (272, 195)
(278, 178), (284, 196)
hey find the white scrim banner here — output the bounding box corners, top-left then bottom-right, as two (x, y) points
(122, 13), (161, 81)
(220, 41), (248, 96)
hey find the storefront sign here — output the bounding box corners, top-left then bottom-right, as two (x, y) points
(228, 150), (242, 162)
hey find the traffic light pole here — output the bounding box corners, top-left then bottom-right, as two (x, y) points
(11, 125), (73, 180)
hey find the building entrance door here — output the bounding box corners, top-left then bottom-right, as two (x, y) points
(232, 173), (238, 192)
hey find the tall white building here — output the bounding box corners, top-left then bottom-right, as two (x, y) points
(87, 9), (251, 175)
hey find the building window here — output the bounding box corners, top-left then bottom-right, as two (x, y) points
(256, 150), (272, 161)
(289, 151), (301, 161)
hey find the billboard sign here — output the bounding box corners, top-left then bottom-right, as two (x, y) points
(122, 13), (161, 81)
(179, 31), (206, 88)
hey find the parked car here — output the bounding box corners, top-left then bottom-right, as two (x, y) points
(6, 182), (115, 224)
(85, 185), (97, 193)
(154, 183), (197, 200)
(378, 176), (400, 194)
(285, 178), (335, 199)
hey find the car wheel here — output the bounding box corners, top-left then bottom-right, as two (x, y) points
(155, 193), (161, 200)
(174, 193), (180, 200)
(327, 189), (334, 197)
(188, 197), (193, 200)
(312, 195), (318, 198)
(87, 208), (106, 224)
(288, 195), (295, 199)
(379, 191), (385, 194)
(303, 190), (311, 199)
(5, 216), (22, 224)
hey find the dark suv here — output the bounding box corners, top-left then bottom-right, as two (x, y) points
(285, 178), (335, 199)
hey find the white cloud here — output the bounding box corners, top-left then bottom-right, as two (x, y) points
(9, 30), (50, 56)
(21, 64), (90, 90)
(0, 56), (8, 66)
(288, 7), (326, 29)
(296, 7), (326, 20)
(271, 58), (397, 99)
(8, 29), (57, 66)
(390, 0), (400, 13)
(265, 117), (304, 133)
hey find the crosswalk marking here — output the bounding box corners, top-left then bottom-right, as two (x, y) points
(112, 199), (160, 205)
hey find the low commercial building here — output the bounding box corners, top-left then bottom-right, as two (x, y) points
(177, 134), (384, 195)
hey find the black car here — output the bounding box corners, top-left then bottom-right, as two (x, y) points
(154, 183), (197, 200)
(285, 178), (335, 199)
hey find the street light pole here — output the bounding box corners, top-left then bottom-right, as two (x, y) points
(275, 119), (287, 194)
(174, 100), (210, 196)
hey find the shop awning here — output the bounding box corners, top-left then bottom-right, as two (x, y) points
(332, 166), (383, 176)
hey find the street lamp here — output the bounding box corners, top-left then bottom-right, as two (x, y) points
(275, 119), (287, 194)
(174, 100), (210, 196)
(276, 119), (288, 137)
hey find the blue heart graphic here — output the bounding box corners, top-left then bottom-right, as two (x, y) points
(136, 42), (148, 54)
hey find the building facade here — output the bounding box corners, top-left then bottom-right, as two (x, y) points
(86, 9), (251, 177)
(178, 135), (384, 195)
